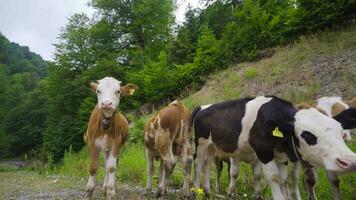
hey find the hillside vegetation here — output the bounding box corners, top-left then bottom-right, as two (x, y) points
(183, 27), (356, 107)
(0, 33), (48, 157)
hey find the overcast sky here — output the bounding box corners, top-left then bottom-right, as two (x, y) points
(0, 0), (200, 61)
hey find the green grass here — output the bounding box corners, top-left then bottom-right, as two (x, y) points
(117, 145), (147, 185)
(244, 68), (258, 79)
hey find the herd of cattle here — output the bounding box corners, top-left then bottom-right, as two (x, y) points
(84, 77), (356, 200)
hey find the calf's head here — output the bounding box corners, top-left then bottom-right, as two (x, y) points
(294, 108), (356, 173)
(90, 77), (138, 118)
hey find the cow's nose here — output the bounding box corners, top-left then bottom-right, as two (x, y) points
(101, 100), (112, 109)
(336, 156), (356, 171)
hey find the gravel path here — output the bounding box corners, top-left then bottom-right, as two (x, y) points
(0, 170), (194, 200)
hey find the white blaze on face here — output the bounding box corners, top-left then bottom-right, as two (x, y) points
(96, 77), (122, 117)
(295, 108), (356, 172)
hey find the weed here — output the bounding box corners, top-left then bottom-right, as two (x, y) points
(244, 68), (258, 79)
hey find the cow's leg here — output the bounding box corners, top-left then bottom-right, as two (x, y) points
(252, 160), (263, 200)
(291, 161), (302, 200)
(277, 162), (291, 200)
(214, 156), (223, 194)
(182, 141), (193, 198)
(202, 145), (214, 195)
(158, 158), (164, 186)
(261, 160), (284, 200)
(105, 152), (118, 200)
(103, 150), (110, 190)
(326, 170), (341, 200)
(193, 138), (209, 188)
(145, 148), (155, 192)
(227, 157), (240, 197)
(304, 167), (317, 200)
(86, 146), (100, 200)
(157, 143), (176, 197)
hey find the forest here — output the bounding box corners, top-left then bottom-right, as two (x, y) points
(0, 0), (355, 163)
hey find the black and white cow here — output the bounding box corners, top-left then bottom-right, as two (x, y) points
(191, 96), (356, 200)
(192, 104), (262, 197)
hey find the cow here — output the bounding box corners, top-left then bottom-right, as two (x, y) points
(191, 96), (356, 200)
(292, 98), (356, 200)
(85, 77), (138, 200)
(316, 96), (354, 141)
(192, 105), (262, 197)
(144, 100), (193, 198)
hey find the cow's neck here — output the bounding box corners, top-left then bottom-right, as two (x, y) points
(290, 135), (301, 161)
(101, 111), (116, 130)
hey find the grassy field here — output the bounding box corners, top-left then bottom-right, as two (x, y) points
(1, 27), (356, 199)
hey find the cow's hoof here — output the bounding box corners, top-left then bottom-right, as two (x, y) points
(85, 189), (94, 200)
(204, 193), (211, 199)
(106, 193), (116, 200)
(106, 188), (116, 200)
(182, 191), (190, 199)
(156, 188), (165, 198)
(143, 188), (152, 196)
(255, 195), (264, 200)
(202, 187), (210, 195)
(227, 192), (236, 198)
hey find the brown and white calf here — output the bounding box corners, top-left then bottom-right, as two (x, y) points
(85, 77), (138, 200)
(292, 97), (356, 200)
(144, 100), (193, 197)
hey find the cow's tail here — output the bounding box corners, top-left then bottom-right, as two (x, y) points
(190, 106), (201, 160)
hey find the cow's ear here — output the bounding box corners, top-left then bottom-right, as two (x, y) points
(333, 108), (356, 129)
(265, 120), (294, 137)
(295, 103), (312, 110)
(348, 97), (356, 108)
(121, 84), (138, 96)
(331, 102), (346, 117)
(90, 82), (98, 92)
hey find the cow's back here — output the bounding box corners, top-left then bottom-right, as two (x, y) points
(193, 98), (253, 153)
(144, 105), (181, 150)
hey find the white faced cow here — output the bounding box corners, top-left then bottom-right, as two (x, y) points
(191, 96), (356, 200)
(85, 77), (138, 200)
(292, 97), (356, 200)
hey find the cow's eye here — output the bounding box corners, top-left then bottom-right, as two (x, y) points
(117, 90), (121, 94)
(301, 131), (317, 146)
(96, 90), (101, 94)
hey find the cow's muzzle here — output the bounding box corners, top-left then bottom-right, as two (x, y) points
(336, 157), (356, 171)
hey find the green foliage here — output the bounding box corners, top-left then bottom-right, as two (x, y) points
(244, 68), (258, 79)
(128, 114), (150, 144)
(0, 33), (48, 158)
(117, 145), (147, 184)
(59, 146), (94, 178)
